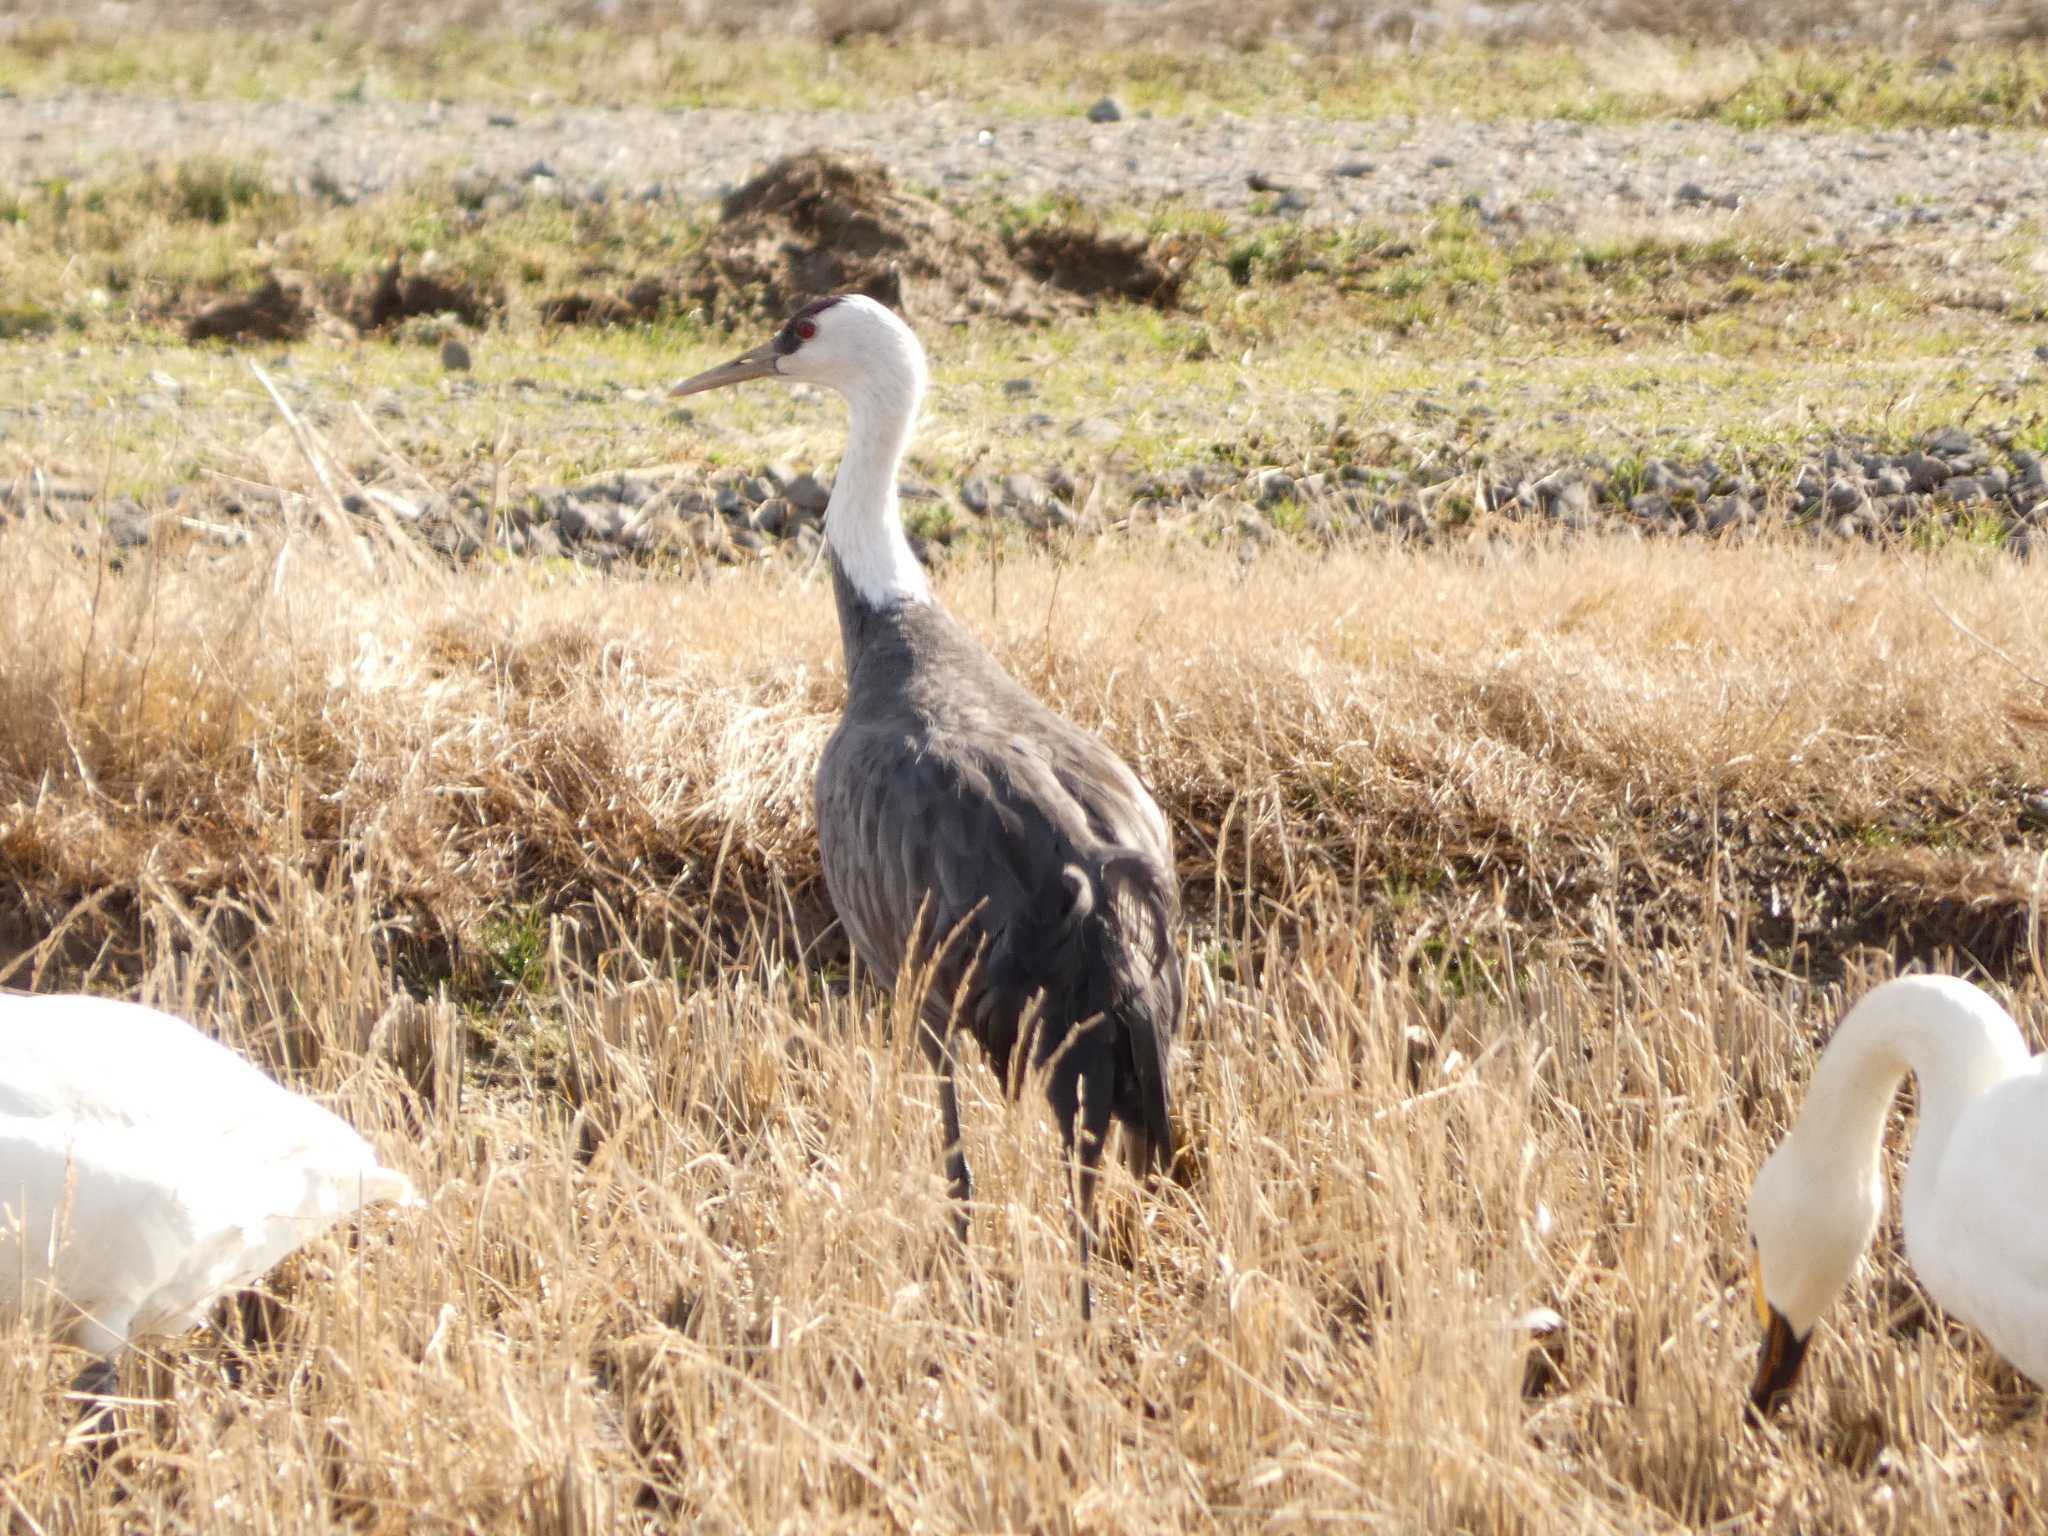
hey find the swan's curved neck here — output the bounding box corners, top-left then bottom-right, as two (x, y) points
(1799, 981), (2029, 1202)
(824, 372), (930, 612)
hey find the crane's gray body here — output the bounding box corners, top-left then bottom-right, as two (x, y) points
(817, 563), (1180, 1218)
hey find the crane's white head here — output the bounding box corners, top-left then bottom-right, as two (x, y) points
(669, 294), (927, 410)
(1745, 1126), (1884, 1412)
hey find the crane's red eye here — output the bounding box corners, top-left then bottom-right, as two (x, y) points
(796, 320), (817, 341)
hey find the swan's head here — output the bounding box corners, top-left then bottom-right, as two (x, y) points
(1745, 1131), (1883, 1412)
(669, 294), (927, 410)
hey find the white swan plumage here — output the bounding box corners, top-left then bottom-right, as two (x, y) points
(1, 993), (417, 1391)
(1747, 973), (2048, 1410)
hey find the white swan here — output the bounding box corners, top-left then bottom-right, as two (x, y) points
(1747, 973), (2048, 1410)
(0, 992), (417, 1414)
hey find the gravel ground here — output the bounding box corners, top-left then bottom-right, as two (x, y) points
(6, 92), (2045, 564)
(4, 91), (2048, 244)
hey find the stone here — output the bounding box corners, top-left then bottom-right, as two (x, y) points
(440, 337), (472, 372)
(1675, 181), (1710, 206)
(1002, 378), (1037, 398)
(750, 497), (791, 536)
(1086, 96), (1123, 123)
(1929, 426), (1976, 457)
(1944, 477), (1986, 503)
(1251, 468), (1298, 506)
(784, 472), (832, 514)
(1825, 478), (1866, 514)
(959, 476), (993, 514)
(741, 476), (776, 505)
(1333, 158), (1376, 177)
(1703, 495), (1752, 531)
(106, 502), (152, 549)
(1000, 473), (1044, 508)
(555, 498), (619, 542)
(1531, 472), (1589, 519)
(1901, 451), (1953, 492)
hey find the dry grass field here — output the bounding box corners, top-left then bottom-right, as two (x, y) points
(2, 517), (2045, 1531)
(4, 2), (2048, 1529)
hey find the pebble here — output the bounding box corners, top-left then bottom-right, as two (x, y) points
(1086, 97), (1123, 124)
(440, 338), (472, 372)
(1825, 478), (1866, 514)
(1251, 468), (1298, 506)
(784, 471), (832, 514)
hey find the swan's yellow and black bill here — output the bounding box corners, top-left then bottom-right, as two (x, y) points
(1750, 1305), (1811, 1412)
(670, 340), (781, 399)
(1750, 1249), (1769, 1330)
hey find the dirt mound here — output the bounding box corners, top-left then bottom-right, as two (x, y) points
(680, 152), (1185, 327)
(540, 278), (670, 329)
(350, 255), (497, 331)
(184, 272), (320, 343)
(181, 258), (498, 345)
(1010, 226), (1190, 308)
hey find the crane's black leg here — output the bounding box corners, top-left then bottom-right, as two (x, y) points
(921, 1022), (972, 1244)
(1054, 1050), (1118, 1323)
(68, 1355), (122, 1467)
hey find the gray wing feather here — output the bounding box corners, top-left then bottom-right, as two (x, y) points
(817, 710), (1180, 1150)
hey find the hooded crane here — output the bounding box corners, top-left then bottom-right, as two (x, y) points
(1747, 974), (2048, 1413)
(671, 295), (1181, 1314)
(0, 992), (417, 1439)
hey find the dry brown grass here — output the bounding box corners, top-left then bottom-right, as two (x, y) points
(2, 520), (2047, 1530)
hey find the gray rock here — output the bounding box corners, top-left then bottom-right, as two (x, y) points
(1825, 477), (1866, 514)
(1944, 477), (1986, 503)
(1251, 468), (1298, 506)
(713, 484), (748, 518)
(440, 338), (472, 372)
(1426, 152), (1456, 170)
(1000, 473), (1044, 508)
(1629, 492), (1674, 524)
(1675, 181), (1710, 206)
(1531, 471), (1589, 519)
(1002, 378), (1037, 398)
(1703, 494), (1752, 531)
(1874, 466), (1910, 496)
(1086, 96), (1123, 124)
(555, 498), (620, 542)
(958, 476), (993, 514)
(784, 471), (832, 514)
(741, 476), (776, 505)
(105, 502), (152, 549)
(1333, 158), (1376, 178)
(750, 497), (791, 536)
(1071, 415), (1123, 444)
(1929, 426), (1976, 457)
(1901, 451), (1953, 492)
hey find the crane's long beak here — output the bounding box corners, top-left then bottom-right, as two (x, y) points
(670, 340), (780, 398)
(1749, 1305), (1811, 1413)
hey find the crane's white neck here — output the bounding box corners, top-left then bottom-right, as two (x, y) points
(1751, 977), (2032, 1338)
(823, 367), (930, 610)
(1795, 977), (2029, 1224)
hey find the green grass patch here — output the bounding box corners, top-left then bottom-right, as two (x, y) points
(1, 25), (2046, 129)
